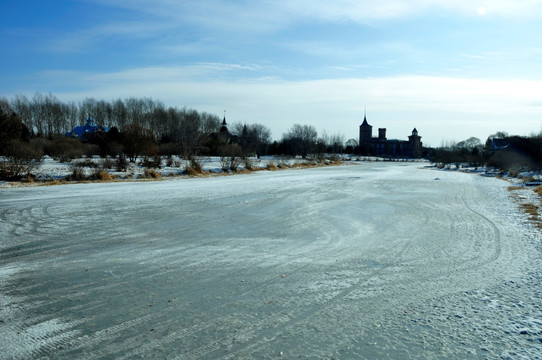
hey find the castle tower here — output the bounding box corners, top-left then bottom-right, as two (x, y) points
(378, 128), (387, 140)
(408, 128), (422, 157)
(359, 113), (373, 145)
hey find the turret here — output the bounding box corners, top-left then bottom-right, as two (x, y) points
(408, 128), (422, 157)
(378, 128), (387, 140)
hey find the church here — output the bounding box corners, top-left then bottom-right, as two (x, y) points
(358, 113), (423, 158)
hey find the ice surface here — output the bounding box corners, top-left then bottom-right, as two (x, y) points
(0, 162), (541, 359)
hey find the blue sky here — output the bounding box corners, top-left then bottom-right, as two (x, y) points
(2, 0), (542, 146)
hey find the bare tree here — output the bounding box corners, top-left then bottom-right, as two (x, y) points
(31, 92), (46, 136)
(283, 124), (318, 157)
(65, 101), (79, 132)
(10, 94), (33, 134)
(79, 97), (98, 125)
(178, 108), (201, 156)
(125, 97), (145, 126)
(219, 143), (243, 172)
(121, 123), (156, 162)
(200, 112), (220, 135)
(238, 123), (272, 156)
(111, 98), (128, 130)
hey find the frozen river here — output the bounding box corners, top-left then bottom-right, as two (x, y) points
(1, 162), (541, 359)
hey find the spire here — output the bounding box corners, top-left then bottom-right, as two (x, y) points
(361, 107), (370, 127)
(220, 113), (228, 133)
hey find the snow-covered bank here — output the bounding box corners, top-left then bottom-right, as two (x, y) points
(0, 154), (426, 187)
(1, 155), (345, 185)
(1, 162), (541, 359)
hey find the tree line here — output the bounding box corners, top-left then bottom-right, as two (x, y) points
(1, 93), (349, 178)
(4, 93), (222, 142)
(430, 132), (542, 173)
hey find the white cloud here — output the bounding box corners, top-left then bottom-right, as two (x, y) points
(45, 20), (172, 53)
(88, 0), (542, 32)
(289, 0), (542, 21)
(33, 65), (542, 145)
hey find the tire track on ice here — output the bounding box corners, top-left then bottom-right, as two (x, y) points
(184, 200), (432, 359)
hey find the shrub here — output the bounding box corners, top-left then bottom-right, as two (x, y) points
(105, 141), (123, 158)
(29, 138), (49, 157)
(487, 149), (535, 172)
(242, 157), (254, 171)
(183, 156), (204, 175)
(141, 154), (162, 169)
(159, 142), (180, 157)
(75, 159), (98, 168)
(46, 137), (85, 162)
(101, 157), (115, 169)
(69, 165), (87, 181)
(144, 169), (162, 179)
(91, 168), (113, 181)
(220, 157), (230, 172)
(327, 154), (341, 164)
(116, 153), (128, 172)
(0, 140), (42, 180)
(219, 144), (243, 172)
(267, 162), (277, 171)
(121, 123), (156, 162)
(83, 143), (101, 158)
(166, 156), (181, 167)
(277, 162), (288, 169)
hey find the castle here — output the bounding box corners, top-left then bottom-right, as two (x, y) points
(359, 113), (422, 158)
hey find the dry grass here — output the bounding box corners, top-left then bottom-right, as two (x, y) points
(267, 163), (278, 171)
(520, 203), (539, 218)
(69, 166), (87, 181)
(91, 169), (114, 181)
(38, 179), (66, 186)
(143, 169), (162, 179)
(494, 183), (542, 229)
(520, 203), (542, 229)
(184, 165), (204, 176)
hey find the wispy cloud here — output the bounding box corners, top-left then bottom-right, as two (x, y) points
(45, 20), (172, 53)
(286, 0), (542, 21)
(27, 65), (542, 144)
(89, 0), (542, 27)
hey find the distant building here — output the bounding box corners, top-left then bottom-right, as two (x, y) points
(358, 113), (422, 158)
(208, 117), (239, 145)
(489, 138), (509, 151)
(66, 116), (110, 141)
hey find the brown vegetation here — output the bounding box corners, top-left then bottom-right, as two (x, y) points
(508, 186), (542, 229)
(91, 169), (114, 181)
(143, 169), (161, 179)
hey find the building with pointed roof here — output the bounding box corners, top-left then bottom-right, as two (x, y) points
(205, 116), (240, 153)
(66, 116), (110, 142)
(358, 114), (423, 158)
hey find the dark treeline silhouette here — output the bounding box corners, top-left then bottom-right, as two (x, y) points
(0, 93), (350, 179)
(0, 93), (276, 159)
(0, 93), (347, 160)
(5, 93), (222, 146)
(430, 132), (542, 173)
